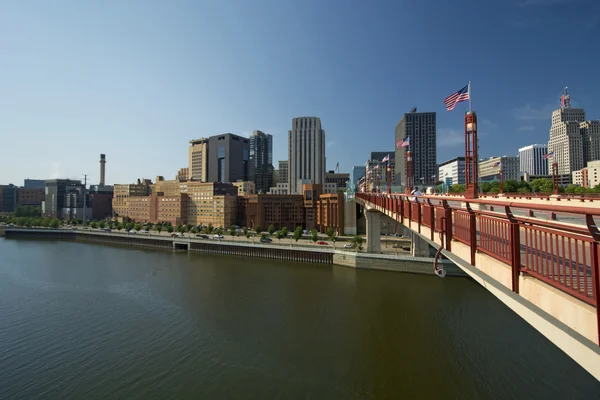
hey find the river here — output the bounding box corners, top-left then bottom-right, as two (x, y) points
(0, 239), (598, 399)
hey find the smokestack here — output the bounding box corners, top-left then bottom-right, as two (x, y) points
(100, 154), (106, 186)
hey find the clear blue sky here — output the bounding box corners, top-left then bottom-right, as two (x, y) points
(2, 0), (599, 185)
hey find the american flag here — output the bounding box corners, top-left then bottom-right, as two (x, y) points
(373, 164), (379, 170)
(443, 85), (470, 111)
(382, 154), (390, 163)
(396, 137), (410, 148)
(543, 152), (554, 160)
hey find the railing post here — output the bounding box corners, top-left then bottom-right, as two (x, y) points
(428, 199), (434, 241)
(466, 202), (476, 266)
(591, 241), (600, 346)
(417, 199), (422, 234)
(407, 198), (412, 229)
(584, 214), (600, 346)
(443, 200), (452, 251)
(505, 206), (520, 294)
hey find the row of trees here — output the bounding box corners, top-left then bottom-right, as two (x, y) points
(443, 178), (600, 195)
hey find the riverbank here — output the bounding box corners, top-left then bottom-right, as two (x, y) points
(3, 228), (465, 277)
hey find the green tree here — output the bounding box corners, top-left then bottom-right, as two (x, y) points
(229, 226), (236, 239)
(90, 222), (98, 229)
(565, 184), (578, 193)
(502, 180), (519, 193)
(178, 224), (185, 234)
(116, 223), (123, 231)
(448, 184), (466, 193)
(530, 178), (554, 194)
(191, 227), (198, 234)
(281, 226), (288, 239)
(156, 224), (163, 233)
(326, 227), (337, 247)
(186, 223), (193, 232)
(206, 223), (214, 234)
(311, 229), (318, 243)
(293, 226), (302, 243)
(480, 182), (493, 193)
(276, 230), (285, 243)
(351, 235), (363, 252)
(243, 226), (248, 237)
(134, 223), (142, 232)
(255, 226), (262, 235)
(268, 224), (275, 236)
(50, 219), (59, 229)
(216, 227), (223, 236)
(167, 225), (174, 233)
(98, 221), (106, 229)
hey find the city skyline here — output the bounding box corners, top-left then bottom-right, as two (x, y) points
(2, 1), (600, 184)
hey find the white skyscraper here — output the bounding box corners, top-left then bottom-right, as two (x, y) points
(548, 88), (585, 175)
(519, 144), (548, 176)
(288, 117), (326, 194)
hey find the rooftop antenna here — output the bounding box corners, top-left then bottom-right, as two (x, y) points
(561, 87), (571, 109)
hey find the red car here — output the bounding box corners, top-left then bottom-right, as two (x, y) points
(317, 241), (328, 245)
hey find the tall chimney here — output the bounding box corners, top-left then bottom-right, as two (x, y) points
(100, 154), (106, 186)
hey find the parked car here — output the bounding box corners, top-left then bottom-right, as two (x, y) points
(141, 230), (149, 234)
(343, 243), (354, 249)
(170, 233), (179, 237)
(260, 237), (272, 243)
(213, 234), (224, 239)
(129, 230), (137, 234)
(317, 241), (328, 245)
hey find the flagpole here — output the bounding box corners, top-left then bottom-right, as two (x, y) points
(468, 81), (472, 112)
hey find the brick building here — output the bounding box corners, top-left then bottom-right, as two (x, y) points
(317, 193), (344, 235)
(16, 188), (44, 207)
(239, 194), (305, 230)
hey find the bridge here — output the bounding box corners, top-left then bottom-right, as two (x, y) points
(354, 192), (600, 380)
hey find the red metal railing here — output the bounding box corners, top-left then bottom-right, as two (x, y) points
(355, 192), (600, 345)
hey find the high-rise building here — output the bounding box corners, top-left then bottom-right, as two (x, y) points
(580, 120), (600, 164)
(0, 184), (17, 213)
(438, 157), (466, 185)
(394, 111), (437, 187)
(479, 156), (520, 182)
(188, 138), (209, 181)
(208, 133), (250, 183)
(351, 166), (366, 185)
(278, 161), (289, 184)
(249, 130), (274, 193)
(365, 153), (395, 192)
(548, 88), (586, 175)
(519, 144), (548, 176)
(288, 117), (326, 194)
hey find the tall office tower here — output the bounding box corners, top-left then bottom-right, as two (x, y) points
(249, 130), (274, 193)
(208, 133), (250, 183)
(580, 120), (600, 163)
(519, 144), (548, 176)
(352, 166), (366, 185)
(548, 88), (586, 175)
(278, 160), (289, 184)
(188, 138), (209, 181)
(394, 111), (437, 187)
(288, 117), (326, 194)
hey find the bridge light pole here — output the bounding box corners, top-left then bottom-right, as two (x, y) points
(464, 112), (479, 198)
(386, 164), (392, 194)
(552, 162), (559, 195)
(499, 168), (504, 194)
(406, 151), (413, 194)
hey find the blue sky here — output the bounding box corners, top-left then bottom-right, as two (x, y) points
(2, 0), (599, 185)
